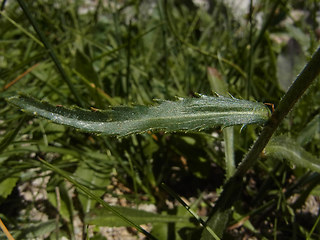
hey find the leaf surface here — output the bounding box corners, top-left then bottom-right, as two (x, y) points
(74, 161), (111, 213)
(7, 94), (271, 137)
(85, 206), (189, 227)
(265, 136), (320, 173)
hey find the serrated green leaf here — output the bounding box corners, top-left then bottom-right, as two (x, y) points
(7, 94), (270, 137)
(85, 206), (190, 227)
(265, 136), (320, 173)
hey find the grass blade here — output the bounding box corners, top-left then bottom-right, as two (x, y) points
(85, 206), (189, 227)
(7, 94), (270, 137)
(0, 116), (27, 154)
(161, 183), (221, 240)
(37, 157), (157, 240)
(207, 67), (235, 179)
(16, 0), (84, 106)
(0, 12), (44, 47)
(163, 0), (247, 79)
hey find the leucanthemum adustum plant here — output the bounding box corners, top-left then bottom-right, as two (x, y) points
(1, 0), (320, 239)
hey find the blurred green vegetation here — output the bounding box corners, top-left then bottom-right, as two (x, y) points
(0, 0), (319, 239)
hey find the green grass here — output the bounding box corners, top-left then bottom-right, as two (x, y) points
(1, 0), (320, 239)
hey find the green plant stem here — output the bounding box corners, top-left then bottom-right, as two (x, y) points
(212, 45), (320, 212)
(157, 0), (169, 97)
(125, 20), (132, 101)
(246, 0), (254, 100)
(252, 1), (281, 52)
(93, 23), (163, 62)
(163, 0), (247, 79)
(0, 12), (44, 47)
(16, 0), (84, 107)
(307, 208), (320, 239)
(238, 46), (320, 177)
(0, 116), (27, 154)
(224, 127), (235, 179)
(0, 0), (7, 11)
(161, 183), (221, 240)
(37, 157), (157, 240)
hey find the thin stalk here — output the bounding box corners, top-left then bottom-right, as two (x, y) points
(37, 157), (157, 240)
(108, 2), (125, 99)
(237, 46), (320, 177)
(1, 0), (7, 11)
(224, 127), (235, 179)
(16, 0), (84, 107)
(0, 12), (44, 47)
(163, 0), (247, 79)
(306, 209), (320, 240)
(72, 69), (118, 106)
(93, 24), (163, 62)
(212, 45), (320, 213)
(161, 183), (221, 240)
(0, 116), (27, 154)
(246, 0), (254, 99)
(291, 173), (320, 209)
(251, 173), (319, 224)
(125, 20), (132, 101)
(55, 187), (60, 240)
(4, 63), (39, 90)
(125, 150), (138, 197)
(252, 1), (281, 52)
(207, 67), (235, 179)
(157, 0), (169, 97)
